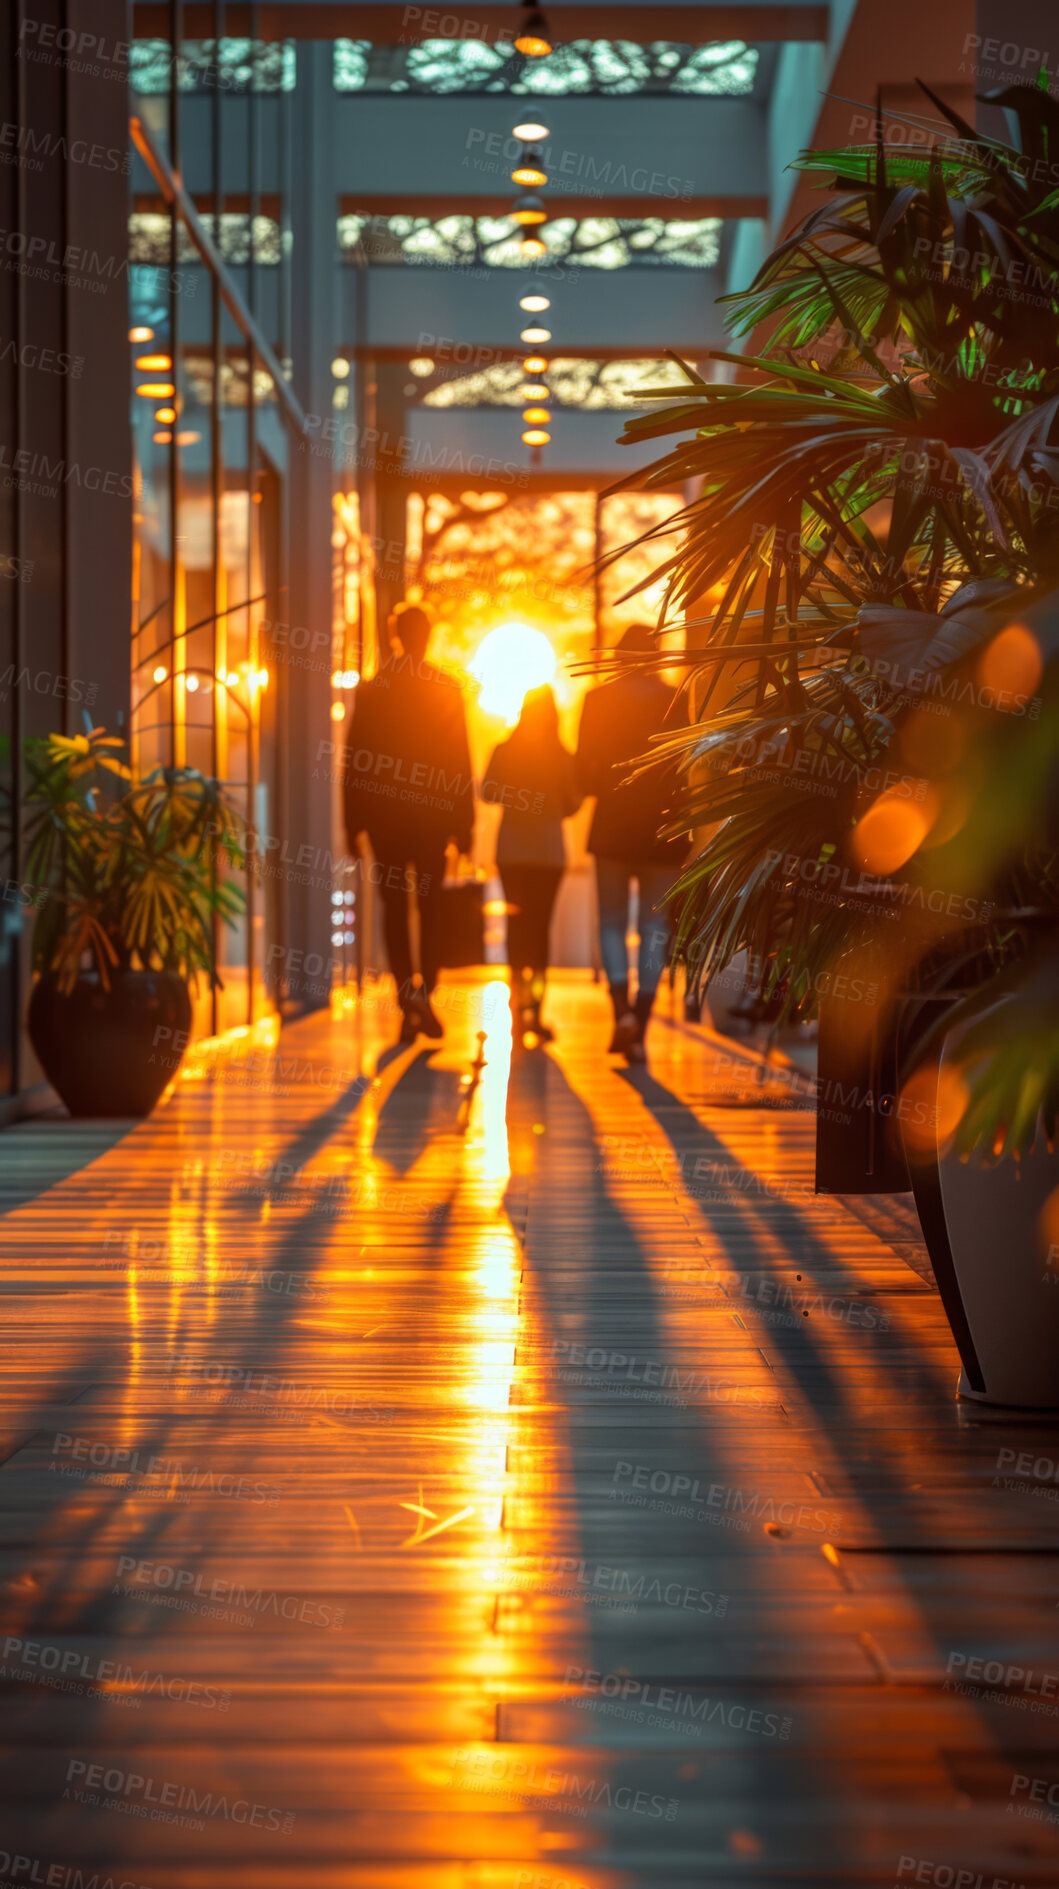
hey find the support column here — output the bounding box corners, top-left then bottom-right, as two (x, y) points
(283, 40), (337, 1011)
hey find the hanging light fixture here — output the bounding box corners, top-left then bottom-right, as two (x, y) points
(522, 406), (551, 424)
(514, 6), (552, 56)
(511, 149), (547, 187)
(523, 355), (549, 374)
(519, 292), (550, 312)
(513, 121), (549, 141)
(520, 236), (547, 259)
(520, 326), (551, 344)
(522, 428), (550, 445)
(512, 192), (547, 226)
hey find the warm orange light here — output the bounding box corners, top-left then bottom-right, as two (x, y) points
(512, 199), (547, 226)
(519, 293), (550, 312)
(471, 620), (556, 723)
(514, 29), (552, 56)
(520, 326), (551, 343)
(136, 382), (175, 398)
(1038, 1185), (1059, 1261)
(135, 353), (172, 371)
(152, 430), (172, 444)
(522, 428), (550, 445)
(128, 325), (154, 342)
(175, 430), (200, 445)
(155, 407), (177, 423)
(900, 1063), (969, 1158)
(918, 782), (971, 849)
(512, 161), (547, 187)
(520, 237), (547, 258)
(153, 665), (167, 684)
(522, 406), (551, 424)
(186, 674), (200, 692)
(517, 382), (550, 401)
(523, 356), (549, 373)
(977, 621), (1043, 708)
(331, 701), (346, 721)
(851, 786), (937, 875)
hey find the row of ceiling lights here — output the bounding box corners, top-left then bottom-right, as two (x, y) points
(509, 7), (554, 450)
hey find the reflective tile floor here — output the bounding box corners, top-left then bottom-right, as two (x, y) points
(0, 972), (1057, 1885)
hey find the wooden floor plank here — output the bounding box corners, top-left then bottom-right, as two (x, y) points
(0, 974), (1057, 1883)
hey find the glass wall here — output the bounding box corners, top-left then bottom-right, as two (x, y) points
(129, 9), (293, 1037)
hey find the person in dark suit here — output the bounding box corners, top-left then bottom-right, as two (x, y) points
(576, 622), (683, 1063)
(343, 604), (474, 1041)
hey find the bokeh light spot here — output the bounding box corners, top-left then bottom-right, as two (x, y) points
(978, 622), (1043, 708)
(852, 786), (937, 875)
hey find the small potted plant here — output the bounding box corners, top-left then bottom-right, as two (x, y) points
(24, 727), (245, 1116)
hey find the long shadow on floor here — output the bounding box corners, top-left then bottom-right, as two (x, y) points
(503, 1042), (781, 1843)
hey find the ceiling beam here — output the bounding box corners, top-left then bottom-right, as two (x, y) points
(343, 193), (766, 217)
(132, 4), (829, 44)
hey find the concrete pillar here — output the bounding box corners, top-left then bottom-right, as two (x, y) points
(283, 40), (337, 1010)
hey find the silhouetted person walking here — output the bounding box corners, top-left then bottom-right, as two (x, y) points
(344, 604), (474, 1041)
(485, 685), (580, 1048)
(576, 623), (682, 1063)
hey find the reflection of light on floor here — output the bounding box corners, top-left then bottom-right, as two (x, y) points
(470, 621), (556, 723)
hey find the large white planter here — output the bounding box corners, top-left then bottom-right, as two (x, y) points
(931, 1000), (1059, 1408)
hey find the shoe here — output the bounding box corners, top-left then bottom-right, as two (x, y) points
(414, 992), (444, 1039)
(608, 1009), (639, 1055)
(606, 981), (631, 1052)
(519, 1005), (554, 1047)
(623, 989), (654, 1064)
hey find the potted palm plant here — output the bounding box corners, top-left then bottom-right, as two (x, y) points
(602, 79), (1059, 1403)
(24, 727), (245, 1116)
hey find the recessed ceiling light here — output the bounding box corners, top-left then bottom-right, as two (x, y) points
(512, 193), (547, 227)
(514, 10), (552, 57)
(512, 153), (547, 187)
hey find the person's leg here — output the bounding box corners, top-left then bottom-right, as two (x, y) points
(595, 856), (642, 1052)
(634, 861), (675, 1007)
(415, 847), (449, 998)
(376, 846), (414, 1008)
(522, 866), (562, 1036)
(503, 864), (535, 1040)
(594, 856), (632, 1003)
(625, 861), (675, 1060)
(503, 865), (562, 1043)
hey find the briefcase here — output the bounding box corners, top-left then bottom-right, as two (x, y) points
(436, 876), (485, 969)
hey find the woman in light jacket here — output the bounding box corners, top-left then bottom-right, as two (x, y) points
(485, 685), (581, 1046)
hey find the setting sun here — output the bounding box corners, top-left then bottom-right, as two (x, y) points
(469, 621), (557, 723)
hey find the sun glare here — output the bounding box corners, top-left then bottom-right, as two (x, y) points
(469, 621), (557, 724)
